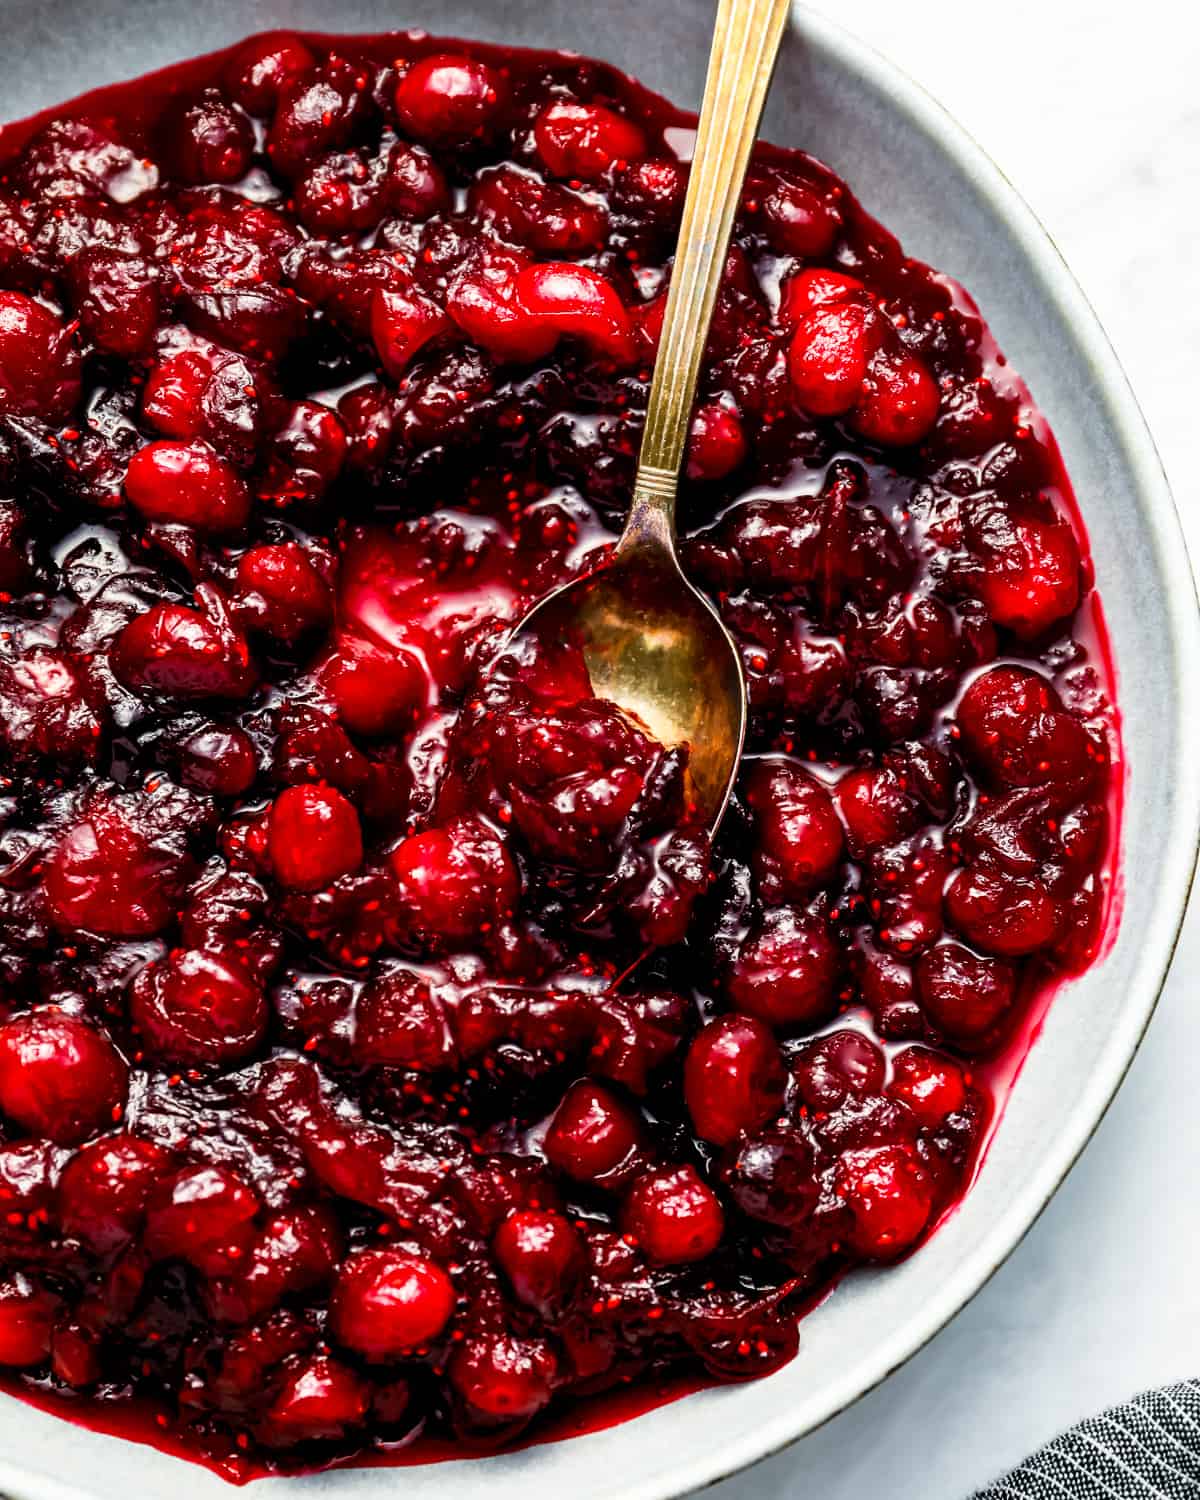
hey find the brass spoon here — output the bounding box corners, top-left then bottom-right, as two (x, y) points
(506, 0), (791, 829)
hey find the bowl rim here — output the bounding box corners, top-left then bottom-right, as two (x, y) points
(0, 6), (1197, 1500)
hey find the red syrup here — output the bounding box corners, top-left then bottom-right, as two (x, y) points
(0, 26), (1120, 1482)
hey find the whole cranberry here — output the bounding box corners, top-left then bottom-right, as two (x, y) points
(331, 1248), (455, 1359)
(792, 1029), (885, 1110)
(57, 1133), (172, 1252)
(236, 542), (332, 641)
(68, 248), (160, 358)
(0, 290), (81, 422)
(725, 906), (840, 1028)
(836, 1143), (934, 1258)
(224, 33), (317, 115)
(45, 799), (177, 936)
(125, 439), (251, 533)
(746, 759), (843, 900)
(788, 301), (870, 417)
(686, 402), (748, 482)
(353, 970), (453, 1070)
(384, 140), (450, 216)
(165, 90), (255, 183)
(493, 1210), (582, 1313)
(516, 261), (635, 365)
(751, 169), (841, 256)
(267, 58), (372, 178)
(0, 1277), (57, 1367)
(889, 1047), (967, 1126)
(176, 722), (258, 796)
(916, 941), (1017, 1041)
(319, 631), (426, 737)
(945, 865), (1060, 956)
(0, 1009), (127, 1145)
(144, 1163), (260, 1271)
(112, 603), (257, 700)
(956, 665), (1097, 789)
(621, 1165), (725, 1265)
(262, 1354), (369, 1445)
(853, 350), (940, 447)
(268, 783), (363, 892)
(543, 1079), (641, 1182)
(448, 1334), (556, 1425)
(533, 101), (647, 179)
(130, 949), (267, 1066)
(722, 1126), (819, 1229)
(684, 1015), (786, 1146)
(393, 54), (507, 146)
(971, 507), (1081, 640)
(835, 765), (922, 853)
(389, 816), (518, 945)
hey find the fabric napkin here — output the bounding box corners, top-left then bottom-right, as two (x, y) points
(974, 1381), (1200, 1499)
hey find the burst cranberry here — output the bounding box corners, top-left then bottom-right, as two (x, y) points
(778, 266), (863, 324)
(515, 262), (635, 364)
(889, 1047), (967, 1126)
(113, 603), (257, 699)
(236, 542), (332, 641)
(224, 33), (317, 114)
(166, 91), (255, 183)
(176, 722), (258, 795)
(853, 350), (941, 447)
(318, 631), (426, 736)
(68, 248), (160, 357)
(534, 100), (647, 179)
(0, 290), (81, 421)
(835, 765), (922, 852)
(622, 1165), (725, 1265)
(725, 906), (840, 1028)
(389, 817), (517, 944)
(917, 941), (1018, 1041)
(267, 58), (371, 177)
(125, 439), (251, 532)
(684, 1015), (786, 1146)
(447, 252), (557, 361)
(130, 949), (267, 1066)
(543, 1080), (640, 1182)
(956, 665), (1098, 788)
(449, 1334), (556, 1424)
(268, 783), (363, 891)
(0, 1278), (57, 1367)
(370, 283), (451, 377)
(837, 1144), (934, 1258)
(0, 1009), (127, 1145)
(971, 508), (1082, 639)
(58, 1134), (173, 1252)
(493, 1210), (582, 1313)
(263, 1355), (369, 1445)
(394, 54), (506, 146)
(793, 1029), (885, 1110)
(353, 970), (453, 1070)
(0, 648), (104, 762)
(385, 140), (450, 215)
(144, 1163), (260, 1270)
(751, 170), (841, 256)
(45, 799), (177, 936)
(746, 759), (844, 899)
(331, 1248), (455, 1359)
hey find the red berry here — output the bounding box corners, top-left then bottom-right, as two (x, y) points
(836, 1144), (934, 1257)
(956, 665), (1096, 789)
(686, 402), (747, 481)
(534, 101), (647, 179)
(224, 33), (316, 115)
(112, 603), (257, 700)
(370, 284), (451, 379)
(543, 1079), (640, 1182)
(394, 54), (506, 146)
(0, 1009), (126, 1145)
(835, 765), (922, 853)
(57, 1133), (172, 1252)
(515, 262), (635, 365)
(493, 1210), (582, 1313)
(792, 1029), (885, 1110)
(389, 816), (518, 945)
(853, 350), (940, 447)
(945, 865), (1060, 955)
(787, 302), (870, 417)
(332, 1248), (455, 1359)
(917, 941), (1017, 1041)
(0, 291), (80, 422)
(746, 759), (844, 899)
(0, 1277), (57, 1367)
(889, 1047), (967, 1126)
(165, 91), (254, 184)
(236, 542), (332, 641)
(621, 1165), (725, 1264)
(125, 439), (251, 532)
(268, 783), (363, 892)
(319, 630), (426, 737)
(0, 647), (104, 763)
(725, 906), (840, 1028)
(448, 1334), (556, 1424)
(972, 509), (1082, 639)
(263, 1355), (369, 1445)
(353, 970), (453, 1070)
(145, 1163), (260, 1271)
(684, 1015), (786, 1146)
(45, 799), (178, 936)
(176, 722), (258, 796)
(130, 949), (267, 1066)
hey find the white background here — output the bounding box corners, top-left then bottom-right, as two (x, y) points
(714, 4), (1200, 1498)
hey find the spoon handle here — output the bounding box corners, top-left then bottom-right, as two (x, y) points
(623, 0), (790, 550)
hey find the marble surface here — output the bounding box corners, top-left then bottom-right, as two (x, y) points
(713, 4), (1200, 1498)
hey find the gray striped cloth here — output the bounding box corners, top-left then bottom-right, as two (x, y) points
(975, 1383), (1200, 1499)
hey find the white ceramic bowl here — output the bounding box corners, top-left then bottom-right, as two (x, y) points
(0, 4), (1197, 1498)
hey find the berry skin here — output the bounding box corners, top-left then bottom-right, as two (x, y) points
(236, 542), (332, 641)
(746, 759), (844, 900)
(268, 783), (363, 892)
(129, 949), (267, 1067)
(224, 33), (317, 114)
(448, 1334), (557, 1425)
(684, 1015), (786, 1146)
(836, 1144), (934, 1258)
(0, 290), (80, 421)
(0, 1009), (127, 1145)
(394, 54), (507, 145)
(725, 906), (840, 1027)
(331, 1248), (456, 1359)
(917, 941), (1018, 1042)
(534, 101), (647, 179)
(112, 603), (257, 699)
(57, 1134), (173, 1252)
(621, 1165), (725, 1264)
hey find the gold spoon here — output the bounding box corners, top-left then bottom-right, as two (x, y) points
(506, 0), (790, 829)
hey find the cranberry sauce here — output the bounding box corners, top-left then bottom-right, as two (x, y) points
(0, 26), (1118, 1481)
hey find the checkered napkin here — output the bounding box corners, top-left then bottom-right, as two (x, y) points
(975, 1382), (1200, 1499)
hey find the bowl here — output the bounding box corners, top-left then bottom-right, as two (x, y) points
(0, 3), (1196, 1498)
